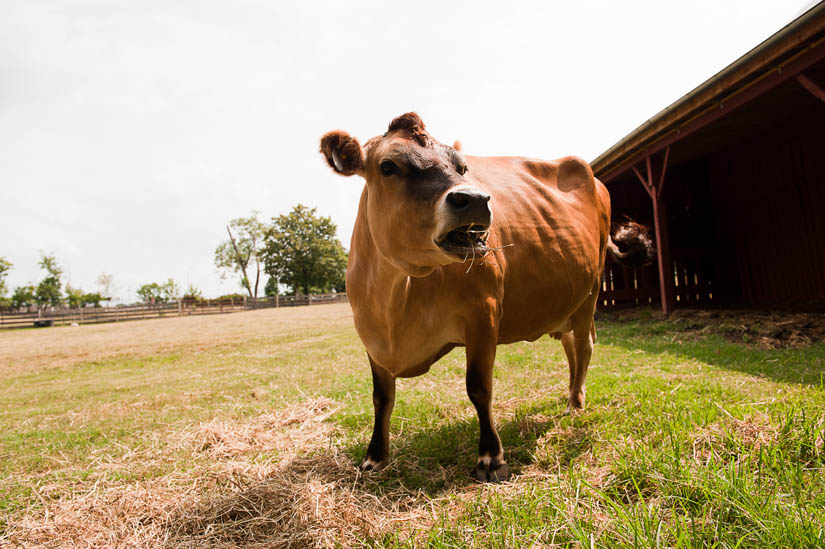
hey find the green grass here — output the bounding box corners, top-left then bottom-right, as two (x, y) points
(1, 306), (824, 547)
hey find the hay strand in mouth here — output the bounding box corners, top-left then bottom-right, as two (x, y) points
(459, 224), (513, 273)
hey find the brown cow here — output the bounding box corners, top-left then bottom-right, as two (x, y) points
(320, 113), (653, 482)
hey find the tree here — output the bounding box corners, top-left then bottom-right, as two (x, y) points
(65, 283), (105, 308)
(0, 257), (11, 297)
(262, 204), (348, 295)
(96, 273), (115, 303)
(137, 282), (163, 304)
(65, 284), (85, 308)
(215, 212), (266, 298)
(11, 285), (36, 308)
(161, 278), (181, 302)
(82, 292), (104, 307)
(36, 253), (63, 307)
(183, 283), (203, 301)
(137, 279), (180, 304)
(264, 276), (279, 297)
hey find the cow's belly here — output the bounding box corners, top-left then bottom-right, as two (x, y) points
(354, 309), (464, 378)
(496, 247), (600, 342)
(497, 292), (578, 343)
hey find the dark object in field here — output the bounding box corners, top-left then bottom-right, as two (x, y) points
(33, 319), (54, 328)
(320, 112), (651, 482)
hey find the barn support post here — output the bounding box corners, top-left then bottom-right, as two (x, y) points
(632, 147), (675, 314)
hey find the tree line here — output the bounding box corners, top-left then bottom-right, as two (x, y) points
(0, 254), (110, 310)
(215, 204), (347, 297)
(0, 204), (348, 310)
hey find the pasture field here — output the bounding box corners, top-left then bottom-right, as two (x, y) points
(1, 304), (824, 547)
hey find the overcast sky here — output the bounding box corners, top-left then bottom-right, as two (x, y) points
(1, 0), (807, 301)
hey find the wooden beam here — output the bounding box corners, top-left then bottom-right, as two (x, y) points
(630, 150), (676, 314)
(632, 165), (654, 199)
(645, 156), (653, 189)
(652, 189), (675, 315)
(796, 73), (825, 103)
(646, 151), (676, 315)
(657, 147), (670, 199)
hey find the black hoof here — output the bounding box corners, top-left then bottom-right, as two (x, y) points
(474, 459), (510, 483)
(359, 457), (386, 473)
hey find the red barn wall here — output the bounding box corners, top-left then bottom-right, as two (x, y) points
(707, 104), (825, 308)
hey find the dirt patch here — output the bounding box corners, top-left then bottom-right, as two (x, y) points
(600, 308), (825, 349)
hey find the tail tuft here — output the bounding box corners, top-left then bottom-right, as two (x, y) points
(607, 221), (655, 268)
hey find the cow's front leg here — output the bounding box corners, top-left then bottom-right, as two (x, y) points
(465, 334), (509, 482)
(360, 355), (396, 472)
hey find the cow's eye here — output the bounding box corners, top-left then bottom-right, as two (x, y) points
(380, 160), (397, 177)
(458, 164), (468, 175)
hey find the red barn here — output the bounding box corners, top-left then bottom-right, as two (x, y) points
(592, 3), (825, 313)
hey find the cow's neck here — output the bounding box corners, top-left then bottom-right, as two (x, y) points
(350, 204), (446, 369)
(355, 226), (416, 325)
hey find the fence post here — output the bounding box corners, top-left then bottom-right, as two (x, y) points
(244, 295), (248, 310)
(178, 299), (182, 316)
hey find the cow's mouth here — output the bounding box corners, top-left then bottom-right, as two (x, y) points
(436, 224), (490, 257)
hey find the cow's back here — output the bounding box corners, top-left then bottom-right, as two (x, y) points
(466, 155), (611, 343)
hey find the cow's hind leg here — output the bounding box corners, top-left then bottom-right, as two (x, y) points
(361, 355), (396, 472)
(561, 330), (577, 410)
(564, 299), (597, 412)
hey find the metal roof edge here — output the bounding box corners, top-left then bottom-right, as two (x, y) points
(590, 1), (825, 179)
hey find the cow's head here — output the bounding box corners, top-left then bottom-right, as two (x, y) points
(320, 113), (492, 277)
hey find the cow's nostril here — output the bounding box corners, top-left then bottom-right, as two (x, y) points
(446, 191), (471, 210)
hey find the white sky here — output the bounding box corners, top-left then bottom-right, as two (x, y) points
(1, 0), (807, 301)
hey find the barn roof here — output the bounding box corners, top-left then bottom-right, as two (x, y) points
(591, 1), (825, 183)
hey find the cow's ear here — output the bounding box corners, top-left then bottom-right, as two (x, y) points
(558, 156), (595, 193)
(320, 130), (365, 176)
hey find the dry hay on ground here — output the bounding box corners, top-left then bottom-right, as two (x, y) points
(690, 412), (779, 465)
(4, 398), (596, 548)
(5, 398), (430, 548)
(601, 308), (825, 349)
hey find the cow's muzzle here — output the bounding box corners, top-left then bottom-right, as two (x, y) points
(435, 189), (492, 257)
(445, 189), (491, 223)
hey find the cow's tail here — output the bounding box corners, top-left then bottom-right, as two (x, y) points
(606, 221), (656, 268)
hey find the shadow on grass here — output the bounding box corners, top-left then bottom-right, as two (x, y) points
(599, 317), (825, 387)
(347, 398), (591, 496)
